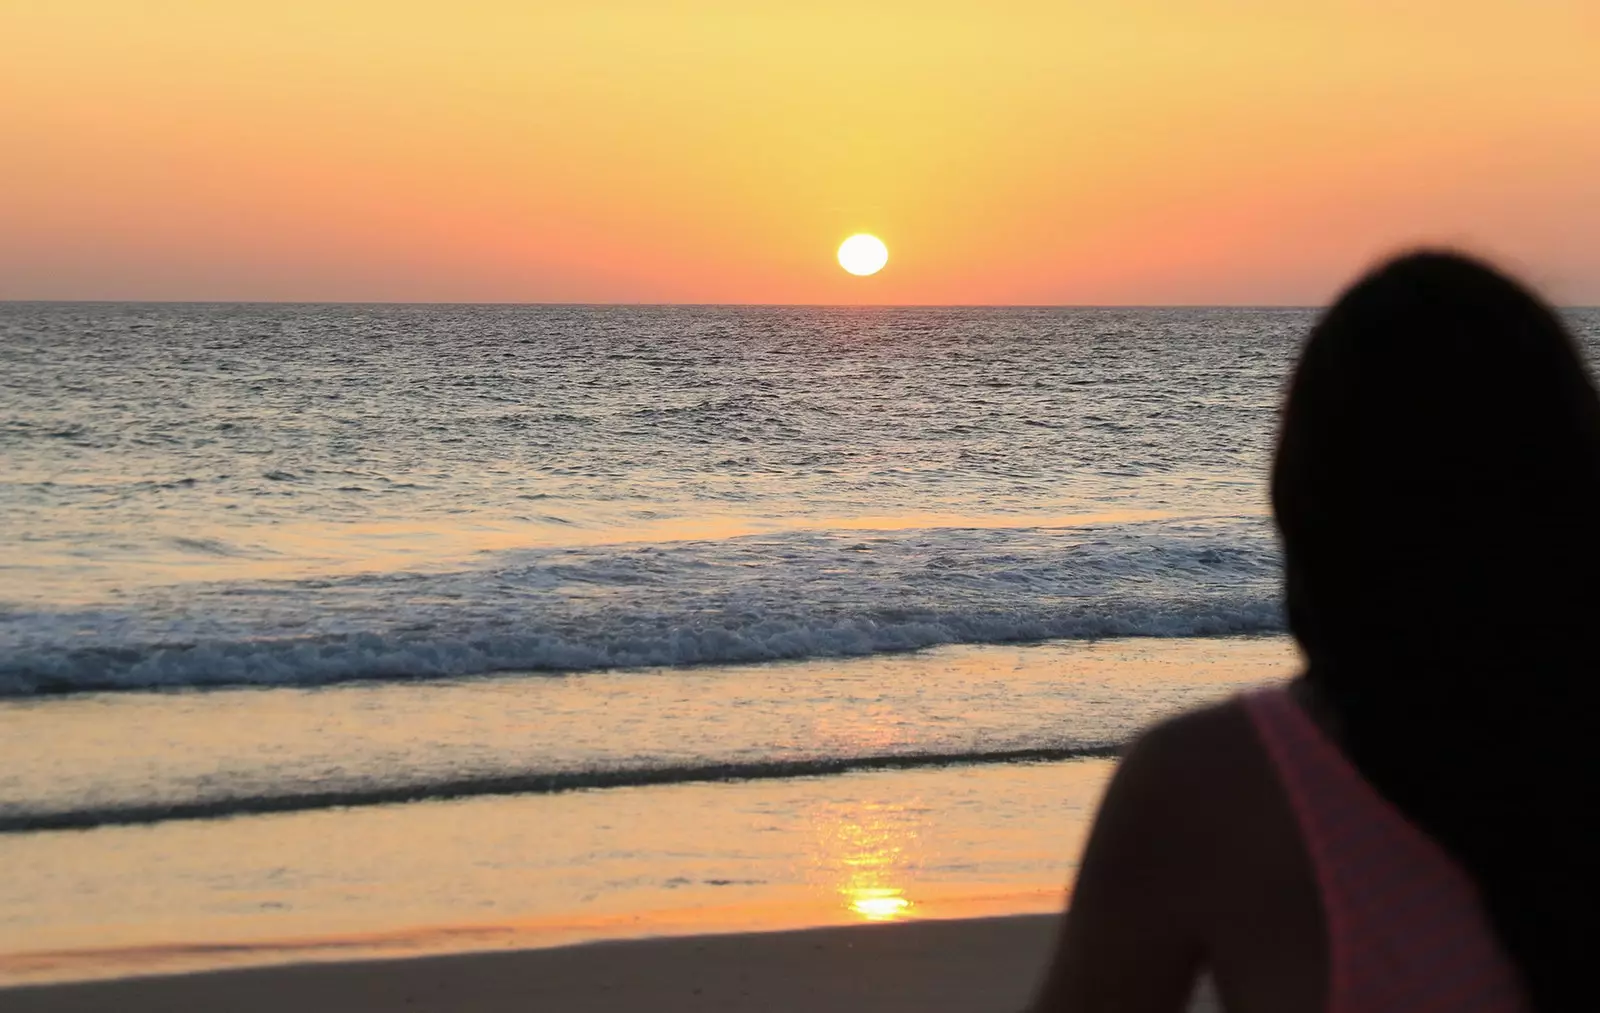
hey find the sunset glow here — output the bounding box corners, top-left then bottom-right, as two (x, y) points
(2, 2), (1597, 304)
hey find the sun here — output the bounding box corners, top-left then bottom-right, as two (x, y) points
(837, 234), (888, 276)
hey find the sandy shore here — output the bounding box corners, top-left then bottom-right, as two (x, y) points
(0, 914), (1218, 1012)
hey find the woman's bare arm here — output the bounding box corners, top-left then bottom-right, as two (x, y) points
(1028, 713), (1223, 1013)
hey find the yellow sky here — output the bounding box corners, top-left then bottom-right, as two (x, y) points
(2, 1), (1597, 304)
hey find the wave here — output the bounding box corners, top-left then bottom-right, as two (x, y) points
(0, 516), (1283, 696)
(5, 601), (1281, 697)
(0, 744), (1122, 834)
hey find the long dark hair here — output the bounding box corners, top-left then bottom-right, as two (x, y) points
(1272, 251), (1597, 1009)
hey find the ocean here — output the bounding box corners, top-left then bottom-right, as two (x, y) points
(3, 304), (1298, 695)
(5, 304), (1594, 981)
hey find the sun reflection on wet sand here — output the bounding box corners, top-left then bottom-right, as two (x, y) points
(849, 888), (912, 921)
(810, 797), (927, 923)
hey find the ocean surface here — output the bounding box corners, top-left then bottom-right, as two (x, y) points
(4, 304), (1302, 696)
(3, 303), (1595, 980)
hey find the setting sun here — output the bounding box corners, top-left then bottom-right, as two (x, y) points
(837, 235), (889, 277)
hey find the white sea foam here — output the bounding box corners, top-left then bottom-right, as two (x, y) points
(0, 517), (1282, 694)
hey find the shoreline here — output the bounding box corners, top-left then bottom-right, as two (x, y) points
(1, 639), (1299, 995)
(0, 745), (1124, 836)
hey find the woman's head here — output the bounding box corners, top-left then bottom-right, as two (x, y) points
(1273, 250), (1600, 664)
(1272, 250), (1598, 1009)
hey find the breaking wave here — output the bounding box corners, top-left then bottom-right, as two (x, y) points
(0, 516), (1283, 696)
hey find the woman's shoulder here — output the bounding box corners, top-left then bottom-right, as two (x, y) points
(1119, 697), (1267, 803)
(1107, 694), (1306, 895)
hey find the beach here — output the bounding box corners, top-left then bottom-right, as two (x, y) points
(0, 643), (1261, 1013)
(4, 918), (1063, 1012)
(0, 639), (1297, 987)
(0, 915), (1222, 1012)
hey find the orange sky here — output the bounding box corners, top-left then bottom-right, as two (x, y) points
(2, 1), (1597, 304)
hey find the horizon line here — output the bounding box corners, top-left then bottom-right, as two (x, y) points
(0, 298), (1365, 311)
(5, 299), (1597, 311)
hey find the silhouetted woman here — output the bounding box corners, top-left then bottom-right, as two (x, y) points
(1030, 251), (1595, 1012)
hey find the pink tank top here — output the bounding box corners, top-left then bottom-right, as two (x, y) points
(1242, 688), (1530, 1013)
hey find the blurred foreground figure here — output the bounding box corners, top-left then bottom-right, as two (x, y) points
(1031, 252), (1596, 1013)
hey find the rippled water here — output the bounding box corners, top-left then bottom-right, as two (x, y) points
(3, 304), (1294, 552)
(2, 304), (1314, 693)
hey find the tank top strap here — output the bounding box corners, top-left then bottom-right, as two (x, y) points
(1240, 686), (1530, 1013)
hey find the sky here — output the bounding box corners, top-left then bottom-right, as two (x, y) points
(2, 1), (1598, 305)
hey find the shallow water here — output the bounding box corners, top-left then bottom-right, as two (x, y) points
(1, 636), (1296, 831)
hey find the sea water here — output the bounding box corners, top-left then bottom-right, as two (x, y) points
(3, 304), (1301, 694)
(3, 304), (1593, 980)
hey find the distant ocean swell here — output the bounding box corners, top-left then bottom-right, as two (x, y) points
(0, 517), (1283, 696)
(0, 744), (1125, 834)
